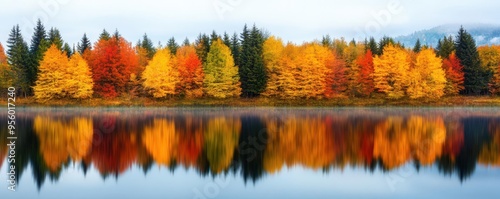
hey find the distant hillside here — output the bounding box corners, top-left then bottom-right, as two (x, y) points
(395, 24), (500, 47)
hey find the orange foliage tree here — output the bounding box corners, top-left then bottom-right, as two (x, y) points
(175, 45), (204, 98)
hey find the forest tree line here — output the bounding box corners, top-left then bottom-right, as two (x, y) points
(1, 20), (499, 101)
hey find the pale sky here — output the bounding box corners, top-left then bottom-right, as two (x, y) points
(0, 0), (498, 47)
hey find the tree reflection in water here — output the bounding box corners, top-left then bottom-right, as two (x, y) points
(1, 108), (499, 189)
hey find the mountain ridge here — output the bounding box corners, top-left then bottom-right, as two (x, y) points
(395, 24), (500, 47)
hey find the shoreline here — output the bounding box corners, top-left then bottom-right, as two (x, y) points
(3, 96), (500, 107)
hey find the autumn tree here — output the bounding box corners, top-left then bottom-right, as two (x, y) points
(262, 36), (285, 98)
(442, 53), (465, 95)
(142, 48), (179, 98)
(341, 40), (364, 97)
(0, 43), (14, 93)
(239, 25), (267, 97)
(34, 45), (93, 100)
(88, 30), (138, 98)
(324, 52), (348, 98)
(295, 43), (331, 99)
(356, 50), (375, 96)
(65, 53), (94, 99)
(407, 49), (447, 99)
(373, 44), (410, 99)
(456, 27), (492, 95)
(33, 45), (68, 100)
(203, 39), (241, 98)
(478, 46), (500, 95)
(176, 45), (204, 98)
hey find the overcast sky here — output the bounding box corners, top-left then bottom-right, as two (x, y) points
(1, 0), (499, 47)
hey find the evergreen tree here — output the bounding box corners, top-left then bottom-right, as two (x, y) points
(182, 38), (190, 46)
(30, 19), (49, 60)
(239, 25), (267, 97)
(367, 37), (378, 55)
(413, 39), (422, 53)
(436, 36), (455, 59)
(167, 37), (179, 54)
(113, 29), (121, 40)
(7, 25), (32, 96)
(321, 35), (332, 48)
(29, 19), (49, 92)
(455, 27), (492, 95)
(63, 43), (72, 57)
(230, 33), (241, 67)
(77, 33), (92, 54)
(223, 32), (231, 47)
(379, 36), (396, 53)
(210, 31), (219, 44)
(48, 28), (63, 50)
(99, 29), (110, 41)
(139, 33), (156, 59)
(195, 33), (210, 64)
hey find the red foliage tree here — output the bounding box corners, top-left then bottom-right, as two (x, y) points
(324, 55), (348, 98)
(357, 50), (375, 96)
(442, 53), (465, 95)
(88, 37), (138, 98)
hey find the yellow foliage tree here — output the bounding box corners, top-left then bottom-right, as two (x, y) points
(373, 44), (410, 99)
(204, 117), (241, 174)
(66, 53), (94, 98)
(142, 48), (180, 98)
(34, 116), (93, 172)
(34, 45), (69, 100)
(203, 39), (241, 98)
(0, 43), (14, 92)
(294, 43), (330, 99)
(407, 49), (447, 99)
(262, 36), (285, 97)
(34, 44), (94, 100)
(478, 46), (500, 95)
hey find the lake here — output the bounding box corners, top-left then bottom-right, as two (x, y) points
(1, 107), (499, 199)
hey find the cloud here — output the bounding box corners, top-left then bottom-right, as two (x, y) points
(0, 0), (498, 46)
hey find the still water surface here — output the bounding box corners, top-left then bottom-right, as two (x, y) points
(0, 107), (499, 199)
